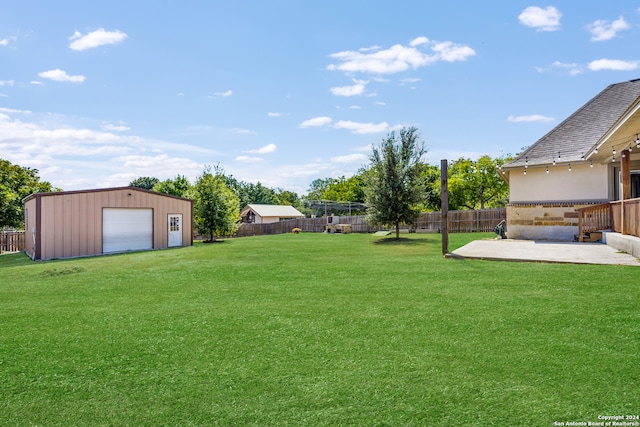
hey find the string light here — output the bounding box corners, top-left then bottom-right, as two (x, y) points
(568, 164), (572, 172)
(546, 166), (549, 173)
(590, 161), (593, 168)
(612, 147), (616, 156)
(525, 156), (528, 169)
(636, 134), (640, 149)
(523, 169), (526, 175)
(595, 147), (599, 154)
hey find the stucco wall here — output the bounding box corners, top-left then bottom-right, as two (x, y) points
(509, 163), (609, 203)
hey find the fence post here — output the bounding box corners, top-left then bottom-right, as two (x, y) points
(441, 159), (449, 255)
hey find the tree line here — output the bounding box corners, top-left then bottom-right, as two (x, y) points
(1, 126), (511, 240)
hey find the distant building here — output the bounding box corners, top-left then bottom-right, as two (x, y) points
(240, 204), (305, 224)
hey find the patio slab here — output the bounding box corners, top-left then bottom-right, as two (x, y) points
(450, 239), (640, 266)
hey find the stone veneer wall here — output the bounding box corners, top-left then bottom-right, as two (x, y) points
(506, 202), (603, 241)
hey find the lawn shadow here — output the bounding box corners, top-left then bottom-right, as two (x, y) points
(372, 236), (437, 246)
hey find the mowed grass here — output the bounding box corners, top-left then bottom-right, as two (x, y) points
(1, 233), (638, 426)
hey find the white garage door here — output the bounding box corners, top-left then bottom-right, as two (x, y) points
(103, 208), (153, 253)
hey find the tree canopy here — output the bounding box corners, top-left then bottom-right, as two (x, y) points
(152, 175), (193, 198)
(129, 176), (160, 190)
(364, 127), (427, 238)
(193, 167), (240, 242)
(1, 159), (58, 229)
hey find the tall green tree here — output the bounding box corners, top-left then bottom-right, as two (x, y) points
(364, 127), (427, 238)
(418, 163), (442, 212)
(193, 167), (240, 242)
(0, 159), (57, 229)
(447, 156), (509, 210)
(221, 174), (279, 207)
(152, 175), (193, 198)
(274, 189), (301, 208)
(129, 176), (159, 190)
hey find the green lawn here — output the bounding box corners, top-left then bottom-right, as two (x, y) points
(1, 233), (638, 426)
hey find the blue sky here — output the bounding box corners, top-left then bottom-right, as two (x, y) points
(2, 1), (640, 194)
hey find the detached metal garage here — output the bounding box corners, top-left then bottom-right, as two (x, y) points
(23, 187), (193, 260)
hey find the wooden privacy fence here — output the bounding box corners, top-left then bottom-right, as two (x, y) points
(1, 231), (25, 254)
(235, 209), (506, 237)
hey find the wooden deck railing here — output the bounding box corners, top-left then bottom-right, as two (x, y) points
(577, 198), (640, 241)
(611, 198), (640, 237)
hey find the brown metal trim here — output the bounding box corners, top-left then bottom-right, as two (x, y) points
(35, 196), (42, 260)
(22, 186), (193, 203)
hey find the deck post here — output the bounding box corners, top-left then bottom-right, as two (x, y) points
(578, 211), (584, 242)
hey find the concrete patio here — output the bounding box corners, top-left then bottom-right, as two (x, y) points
(450, 233), (640, 266)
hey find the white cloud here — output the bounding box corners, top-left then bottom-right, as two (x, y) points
(327, 36), (474, 75)
(235, 155), (264, 163)
(355, 144), (374, 152)
(113, 154), (201, 178)
(0, 112), (210, 190)
(588, 59), (639, 71)
(102, 123), (131, 131)
(0, 107), (32, 114)
(212, 89), (232, 97)
(551, 61), (583, 75)
(587, 17), (630, 42)
(0, 80), (14, 86)
(330, 79), (367, 96)
(507, 114), (555, 123)
(268, 112), (282, 117)
(0, 36), (16, 47)
(334, 120), (391, 134)
(410, 36), (429, 46)
(518, 6), (562, 32)
(30, 80), (44, 85)
(330, 153), (368, 164)
(38, 69), (86, 83)
(300, 116), (333, 128)
(431, 41), (476, 62)
(247, 143), (277, 154)
(230, 127), (252, 134)
(69, 28), (128, 51)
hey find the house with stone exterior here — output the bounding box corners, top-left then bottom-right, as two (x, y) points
(501, 78), (640, 241)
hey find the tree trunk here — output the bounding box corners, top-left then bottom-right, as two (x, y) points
(395, 222), (400, 239)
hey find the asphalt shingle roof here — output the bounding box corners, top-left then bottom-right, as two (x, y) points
(505, 78), (640, 168)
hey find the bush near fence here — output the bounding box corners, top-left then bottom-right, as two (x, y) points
(235, 209), (506, 237)
(1, 231), (25, 254)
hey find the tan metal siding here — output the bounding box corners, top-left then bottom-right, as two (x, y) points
(29, 188), (192, 260)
